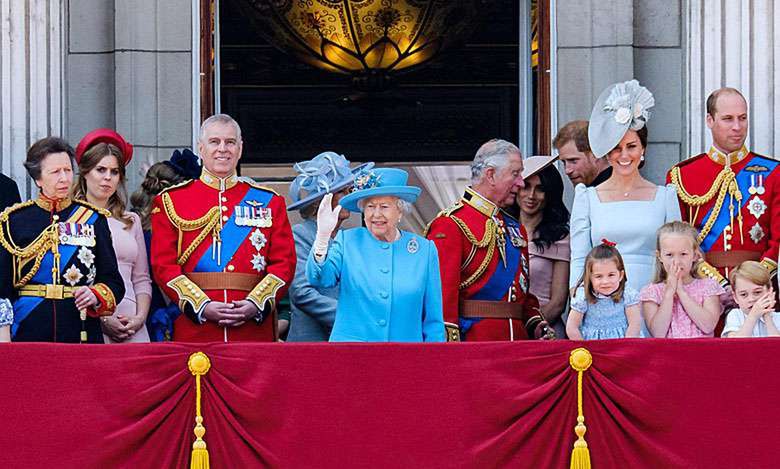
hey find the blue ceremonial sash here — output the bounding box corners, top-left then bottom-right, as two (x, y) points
(461, 220), (521, 334)
(700, 156), (780, 252)
(193, 187), (273, 272)
(12, 207), (98, 337)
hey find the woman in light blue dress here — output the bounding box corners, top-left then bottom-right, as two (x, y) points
(569, 80), (681, 335)
(306, 167), (445, 342)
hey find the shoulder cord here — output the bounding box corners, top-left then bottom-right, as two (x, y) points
(162, 193), (222, 265)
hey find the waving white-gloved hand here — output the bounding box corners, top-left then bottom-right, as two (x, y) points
(313, 193), (342, 262)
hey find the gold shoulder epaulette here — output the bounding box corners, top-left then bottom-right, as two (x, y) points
(158, 178), (194, 195)
(423, 201), (464, 236)
(0, 200), (34, 222)
(74, 199), (111, 218)
(238, 176), (279, 195)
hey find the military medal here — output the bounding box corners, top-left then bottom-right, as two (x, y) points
(249, 229), (267, 251)
(251, 253), (267, 272)
(750, 223), (765, 243)
(58, 222), (96, 247)
(64, 264), (84, 286)
(747, 195), (767, 219)
(236, 205), (273, 228)
(407, 238), (419, 254)
(77, 246), (95, 267)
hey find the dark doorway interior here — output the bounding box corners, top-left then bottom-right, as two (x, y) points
(219, 0), (521, 165)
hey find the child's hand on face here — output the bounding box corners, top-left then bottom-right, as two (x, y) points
(665, 260), (678, 290)
(749, 290), (774, 318)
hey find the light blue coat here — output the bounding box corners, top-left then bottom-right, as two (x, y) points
(306, 227), (445, 342)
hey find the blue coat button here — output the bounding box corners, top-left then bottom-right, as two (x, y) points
(380, 292), (389, 299)
(378, 319), (387, 326)
(380, 267), (389, 273)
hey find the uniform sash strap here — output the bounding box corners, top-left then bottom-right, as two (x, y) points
(460, 223), (521, 334)
(193, 187), (273, 272)
(700, 157), (779, 252)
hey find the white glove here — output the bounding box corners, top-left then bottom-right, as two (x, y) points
(313, 193), (341, 262)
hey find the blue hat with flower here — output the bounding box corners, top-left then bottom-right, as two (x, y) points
(588, 79), (654, 158)
(339, 167), (421, 213)
(287, 151), (374, 211)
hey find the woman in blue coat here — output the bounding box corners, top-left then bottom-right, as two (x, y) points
(306, 168), (445, 342)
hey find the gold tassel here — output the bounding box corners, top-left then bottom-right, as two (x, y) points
(188, 352), (212, 469)
(569, 348), (593, 469)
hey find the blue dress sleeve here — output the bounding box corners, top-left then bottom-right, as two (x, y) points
(570, 288), (588, 314)
(421, 239), (445, 342)
(306, 229), (345, 289)
(569, 184), (593, 288)
(664, 183), (682, 222)
(0, 298), (12, 327)
(623, 286), (640, 306)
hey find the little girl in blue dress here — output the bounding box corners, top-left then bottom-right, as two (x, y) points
(566, 240), (642, 340)
(0, 298), (12, 342)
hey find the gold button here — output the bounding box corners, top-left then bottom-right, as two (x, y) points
(221, 197), (227, 202)
(227, 265), (235, 272)
(52, 215), (59, 221)
(222, 216), (229, 222)
(221, 206), (228, 212)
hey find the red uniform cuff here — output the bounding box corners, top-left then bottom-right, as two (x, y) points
(89, 283), (117, 317)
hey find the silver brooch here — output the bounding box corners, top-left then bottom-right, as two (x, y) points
(407, 238), (419, 254)
(251, 253), (267, 272)
(249, 229), (267, 251)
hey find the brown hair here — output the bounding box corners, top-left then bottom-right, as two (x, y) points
(130, 162), (187, 231)
(573, 242), (627, 304)
(706, 87), (746, 116)
(729, 260), (771, 289)
(552, 120), (591, 153)
(653, 221), (703, 283)
(71, 143), (133, 229)
(25, 137), (75, 181)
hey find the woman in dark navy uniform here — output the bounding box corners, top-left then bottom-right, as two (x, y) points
(0, 137), (124, 343)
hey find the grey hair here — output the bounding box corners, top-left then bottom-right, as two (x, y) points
(199, 114), (242, 142)
(470, 138), (521, 184)
(357, 196), (411, 214)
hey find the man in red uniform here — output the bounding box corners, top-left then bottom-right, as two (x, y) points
(667, 88), (780, 287)
(426, 139), (548, 341)
(151, 114), (296, 342)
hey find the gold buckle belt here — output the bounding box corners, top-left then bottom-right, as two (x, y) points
(18, 284), (76, 300)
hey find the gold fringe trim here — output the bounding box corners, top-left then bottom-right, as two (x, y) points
(188, 352), (212, 469)
(569, 348), (593, 469)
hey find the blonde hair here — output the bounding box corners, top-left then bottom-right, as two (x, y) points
(653, 221), (703, 283)
(572, 242), (627, 304)
(729, 260), (771, 288)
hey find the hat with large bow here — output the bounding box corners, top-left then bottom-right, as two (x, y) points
(588, 79), (655, 158)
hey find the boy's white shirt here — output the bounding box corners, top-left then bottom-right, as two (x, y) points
(721, 309), (780, 337)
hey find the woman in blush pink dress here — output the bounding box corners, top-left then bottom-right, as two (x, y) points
(72, 129), (152, 343)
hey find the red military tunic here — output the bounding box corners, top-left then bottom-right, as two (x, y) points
(151, 169), (296, 342)
(426, 187), (542, 341)
(667, 146), (780, 284)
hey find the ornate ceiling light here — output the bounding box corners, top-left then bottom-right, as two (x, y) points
(236, 0), (488, 91)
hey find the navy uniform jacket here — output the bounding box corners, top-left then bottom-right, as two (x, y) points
(0, 197), (124, 343)
(0, 173), (21, 212)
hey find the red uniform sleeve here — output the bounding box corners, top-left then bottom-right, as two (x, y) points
(426, 216), (462, 329)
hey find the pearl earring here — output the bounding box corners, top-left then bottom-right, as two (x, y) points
(640, 155), (645, 161)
